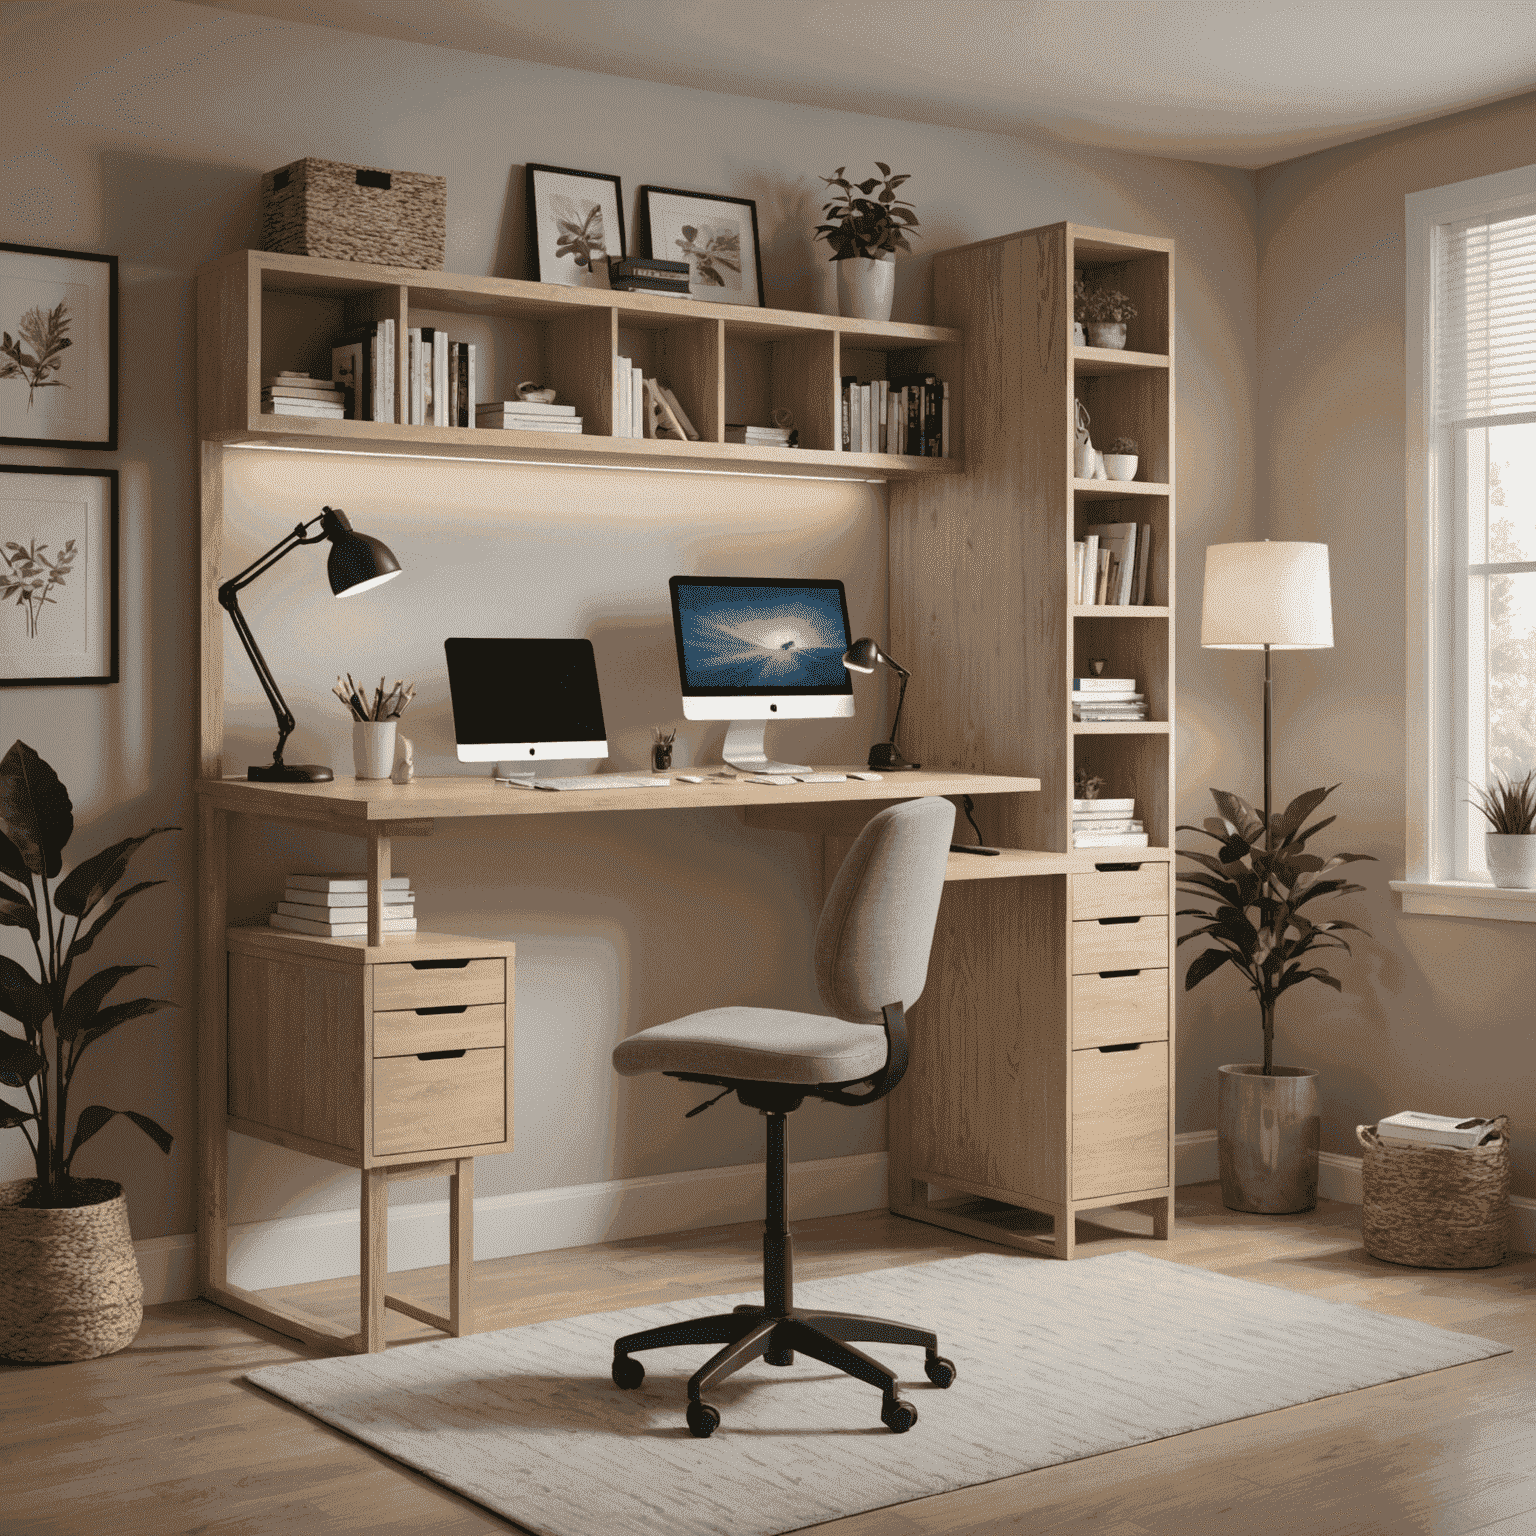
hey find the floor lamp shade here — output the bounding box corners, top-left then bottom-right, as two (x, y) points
(1201, 542), (1334, 650)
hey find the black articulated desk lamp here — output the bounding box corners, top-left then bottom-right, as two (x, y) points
(842, 636), (918, 771)
(218, 505), (402, 782)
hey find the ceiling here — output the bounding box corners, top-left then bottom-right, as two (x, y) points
(193, 1), (1536, 169)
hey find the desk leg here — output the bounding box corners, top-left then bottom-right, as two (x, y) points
(450, 1158), (474, 1336)
(367, 828), (392, 947)
(197, 801), (229, 1295)
(360, 1167), (388, 1351)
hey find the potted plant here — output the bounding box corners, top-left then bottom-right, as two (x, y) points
(0, 740), (176, 1362)
(1074, 279), (1138, 349)
(1469, 767), (1536, 888)
(1178, 784), (1373, 1213)
(815, 162), (919, 323)
(1103, 436), (1139, 481)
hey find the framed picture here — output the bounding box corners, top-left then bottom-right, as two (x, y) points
(0, 467), (118, 687)
(0, 243), (117, 450)
(639, 187), (764, 308)
(526, 164), (625, 289)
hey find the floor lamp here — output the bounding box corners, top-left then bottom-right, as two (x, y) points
(1200, 541), (1333, 846)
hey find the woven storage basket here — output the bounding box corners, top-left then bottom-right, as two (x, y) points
(0, 1177), (143, 1362)
(261, 158), (446, 270)
(1357, 1119), (1510, 1269)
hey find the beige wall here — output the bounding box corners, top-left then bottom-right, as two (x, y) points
(1255, 94), (1536, 1197)
(0, 0), (1257, 1241)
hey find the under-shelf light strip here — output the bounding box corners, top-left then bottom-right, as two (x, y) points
(227, 441), (889, 484)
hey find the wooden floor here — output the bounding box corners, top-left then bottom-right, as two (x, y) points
(5, 1184), (1534, 1536)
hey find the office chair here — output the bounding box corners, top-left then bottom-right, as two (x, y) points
(609, 796), (958, 1438)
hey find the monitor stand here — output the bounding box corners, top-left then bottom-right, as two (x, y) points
(722, 720), (810, 776)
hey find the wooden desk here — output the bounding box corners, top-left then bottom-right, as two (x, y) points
(195, 768), (1038, 1352)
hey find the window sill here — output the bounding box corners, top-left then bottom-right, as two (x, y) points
(1390, 878), (1536, 922)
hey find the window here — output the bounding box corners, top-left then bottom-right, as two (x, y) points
(1398, 166), (1536, 919)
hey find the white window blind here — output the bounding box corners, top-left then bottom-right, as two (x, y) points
(1435, 208), (1536, 426)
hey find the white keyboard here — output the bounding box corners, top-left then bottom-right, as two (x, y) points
(530, 775), (670, 791)
(795, 772), (847, 782)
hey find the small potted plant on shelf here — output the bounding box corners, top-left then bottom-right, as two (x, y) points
(1469, 767), (1536, 888)
(1178, 783), (1373, 1215)
(1103, 436), (1139, 481)
(0, 740), (176, 1362)
(1074, 280), (1138, 349)
(814, 162), (919, 323)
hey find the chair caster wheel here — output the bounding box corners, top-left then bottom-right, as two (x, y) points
(686, 1400), (721, 1438)
(924, 1354), (957, 1388)
(612, 1355), (645, 1390)
(881, 1397), (918, 1433)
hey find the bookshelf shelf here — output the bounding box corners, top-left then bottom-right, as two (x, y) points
(1072, 478), (1169, 499)
(1071, 345), (1170, 376)
(1070, 720), (1172, 735)
(1070, 605), (1170, 618)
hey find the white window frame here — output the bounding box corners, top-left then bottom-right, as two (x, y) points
(1395, 164), (1536, 921)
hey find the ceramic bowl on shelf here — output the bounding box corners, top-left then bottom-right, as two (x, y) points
(1086, 321), (1127, 349)
(1102, 453), (1139, 481)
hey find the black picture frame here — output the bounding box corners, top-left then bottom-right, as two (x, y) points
(0, 242), (118, 451)
(0, 466), (119, 687)
(638, 186), (765, 308)
(526, 164), (626, 288)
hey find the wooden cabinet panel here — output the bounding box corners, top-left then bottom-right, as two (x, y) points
(374, 1003), (504, 1058)
(1071, 969), (1168, 1050)
(1071, 1040), (1168, 1199)
(373, 1048), (506, 1156)
(1071, 915), (1168, 974)
(373, 957), (504, 1011)
(1070, 862), (1168, 920)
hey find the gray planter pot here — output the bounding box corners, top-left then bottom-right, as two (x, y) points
(1217, 1064), (1320, 1213)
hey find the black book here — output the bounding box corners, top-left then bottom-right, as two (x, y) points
(609, 256), (689, 281)
(892, 372), (938, 457)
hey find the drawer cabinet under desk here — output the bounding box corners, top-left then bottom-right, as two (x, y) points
(222, 926), (515, 1353)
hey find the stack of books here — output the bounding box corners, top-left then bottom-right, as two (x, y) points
(1376, 1112), (1502, 1148)
(406, 329), (476, 427)
(840, 374), (949, 456)
(331, 319), (395, 422)
(261, 372), (346, 419)
(1072, 798), (1147, 848)
(477, 399), (583, 434)
(608, 256), (691, 296)
(725, 423), (792, 447)
(269, 873), (416, 937)
(1072, 676), (1148, 722)
(612, 354), (645, 438)
(1074, 521), (1154, 605)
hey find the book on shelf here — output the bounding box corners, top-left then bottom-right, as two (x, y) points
(1072, 797), (1135, 813)
(1071, 819), (1144, 834)
(331, 319), (394, 423)
(1072, 830), (1150, 848)
(1074, 708), (1149, 721)
(1086, 522), (1138, 605)
(609, 256), (689, 284)
(477, 415), (584, 434)
(288, 873), (410, 894)
(1376, 1111), (1502, 1149)
(614, 355), (631, 438)
(276, 899), (415, 922)
(631, 363), (644, 439)
(261, 400), (344, 418)
(725, 424), (793, 446)
(407, 329), (423, 424)
(477, 399), (577, 417)
(657, 383), (698, 440)
(1132, 521), (1154, 604)
(282, 885), (414, 909)
(1076, 535), (1099, 604)
(263, 373), (343, 401)
(1075, 676), (1137, 690)
(270, 912), (418, 938)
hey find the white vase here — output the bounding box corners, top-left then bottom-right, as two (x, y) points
(1086, 321), (1127, 349)
(352, 720), (397, 780)
(836, 256), (895, 322)
(1102, 453), (1139, 481)
(1486, 832), (1536, 888)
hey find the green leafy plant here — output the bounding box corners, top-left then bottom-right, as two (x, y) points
(1178, 785), (1374, 1075)
(1468, 767), (1536, 834)
(814, 163), (919, 261)
(1, 535), (77, 639)
(0, 302), (73, 409)
(0, 741), (176, 1207)
(1073, 281), (1138, 324)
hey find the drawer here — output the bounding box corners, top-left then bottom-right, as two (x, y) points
(1072, 1039), (1168, 1200)
(372, 957), (505, 1012)
(1072, 915), (1168, 975)
(373, 1047), (506, 1156)
(1071, 862), (1168, 921)
(1072, 969), (1168, 1050)
(374, 1002), (505, 1059)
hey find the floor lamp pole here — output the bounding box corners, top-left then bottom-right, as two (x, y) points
(1262, 642), (1273, 851)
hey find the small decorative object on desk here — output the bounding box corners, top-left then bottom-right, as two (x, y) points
(391, 735), (414, 785)
(1358, 1115), (1510, 1269)
(1074, 277), (1138, 349)
(261, 158), (446, 270)
(273, 871), (416, 937)
(651, 727), (676, 772)
(815, 162), (917, 323)
(334, 673), (414, 780)
(1467, 767), (1536, 888)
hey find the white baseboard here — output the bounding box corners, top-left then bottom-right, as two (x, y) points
(136, 1151), (888, 1306)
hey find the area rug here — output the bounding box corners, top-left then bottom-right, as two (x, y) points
(245, 1250), (1510, 1536)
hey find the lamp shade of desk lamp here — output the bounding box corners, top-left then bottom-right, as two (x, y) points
(843, 637), (920, 770)
(218, 506), (402, 783)
(1200, 541), (1333, 846)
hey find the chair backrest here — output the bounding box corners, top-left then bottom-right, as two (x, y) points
(813, 796), (955, 1024)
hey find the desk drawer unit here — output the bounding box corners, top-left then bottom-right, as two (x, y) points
(1072, 914), (1168, 975)
(374, 1048), (506, 1156)
(1070, 862), (1168, 921)
(1072, 1039), (1169, 1199)
(373, 957), (505, 1011)
(1072, 968), (1168, 1050)
(374, 1002), (505, 1057)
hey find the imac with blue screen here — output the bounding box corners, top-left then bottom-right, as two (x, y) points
(669, 576), (854, 773)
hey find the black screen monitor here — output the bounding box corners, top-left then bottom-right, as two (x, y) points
(445, 637), (609, 764)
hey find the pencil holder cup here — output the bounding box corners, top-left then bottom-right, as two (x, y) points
(353, 720), (397, 779)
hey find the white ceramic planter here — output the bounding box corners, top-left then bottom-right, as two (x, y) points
(1103, 453), (1139, 481)
(1486, 832), (1536, 888)
(1086, 321), (1127, 349)
(836, 256), (895, 322)
(353, 720), (397, 780)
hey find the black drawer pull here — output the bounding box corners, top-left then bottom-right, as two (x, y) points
(356, 168), (393, 190)
(416, 1048), (467, 1061)
(415, 1004), (468, 1016)
(1098, 1042), (1142, 1053)
(1096, 915), (1141, 926)
(410, 958), (471, 970)
(1099, 968), (1142, 979)
(1095, 862), (1143, 872)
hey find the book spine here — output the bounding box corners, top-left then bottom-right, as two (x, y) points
(434, 331), (449, 426)
(632, 364), (644, 439)
(941, 381), (950, 457)
(466, 343), (476, 427)
(1082, 535), (1099, 604)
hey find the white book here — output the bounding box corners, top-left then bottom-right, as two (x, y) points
(631, 364), (644, 439)
(1080, 535), (1099, 604)
(615, 356), (630, 438)
(1072, 831), (1150, 847)
(382, 318), (395, 423)
(282, 887), (414, 909)
(465, 341), (477, 428)
(270, 913), (418, 937)
(287, 873), (410, 894)
(658, 383), (699, 440)
(1076, 677), (1138, 690)
(1070, 820), (1144, 834)
(1072, 798), (1135, 813)
(433, 329), (449, 426)
(1087, 523), (1137, 606)
(482, 417), (585, 433)
(1377, 1111), (1501, 1148)
(861, 384), (872, 456)
(276, 900), (415, 921)
(261, 401), (345, 417)
(477, 400), (578, 416)
(877, 380), (888, 453)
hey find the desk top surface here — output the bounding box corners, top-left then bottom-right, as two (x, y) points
(196, 767), (1041, 825)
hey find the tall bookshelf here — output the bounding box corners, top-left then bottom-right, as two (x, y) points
(888, 224), (1176, 1258)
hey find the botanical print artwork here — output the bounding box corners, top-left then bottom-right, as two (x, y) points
(527, 166), (625, 290)
(0, 496), (88, 653)
(638, 188), (763, 307)
(552, 195), (608, 274)
(1, 299), (72, 409)
(675, 222), (741, 291)
(1, 532), (78, 638)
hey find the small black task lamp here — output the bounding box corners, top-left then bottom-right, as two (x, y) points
(842, 637), (919, 770)
(218, 506), (402, 782)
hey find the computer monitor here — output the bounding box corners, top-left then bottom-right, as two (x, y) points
(445, 637), (609, 771)
(668, 576), (854, 774)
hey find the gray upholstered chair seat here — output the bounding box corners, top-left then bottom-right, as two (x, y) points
(612, 1007), (888, 1085)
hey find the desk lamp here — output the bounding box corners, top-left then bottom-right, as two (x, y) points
(843, 637), (919, 770)
(218, 505), (402, 782)
(1200, 540), (1333, 846)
